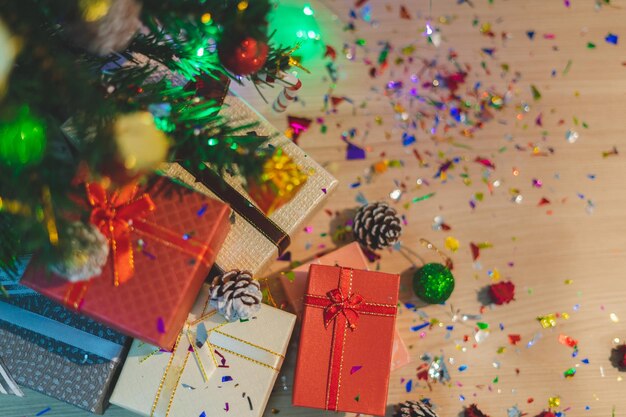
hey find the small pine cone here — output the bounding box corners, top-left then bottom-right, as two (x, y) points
(209, 270), (262, 322)
(393, 400), (439, 417)
(50, 222), (109, 282)
(353, 202), (402, 250)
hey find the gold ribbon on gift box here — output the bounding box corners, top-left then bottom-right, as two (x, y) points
(145, 297), (284, 417)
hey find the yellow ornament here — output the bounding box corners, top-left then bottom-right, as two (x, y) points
(113, 112), (170, 174)
(247, 148), (307, 215)
(0, 19), (21, 99)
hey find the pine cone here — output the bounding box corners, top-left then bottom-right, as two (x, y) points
(67, 0), (142, 56)
(393, 400), (439, 417)
(50, 222), (109, 282)
(353, 202), (402, 250)
(209, 270), (262, 322)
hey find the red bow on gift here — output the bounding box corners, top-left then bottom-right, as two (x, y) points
(323, 288), (364, 330)
(86, 182), (156, 286)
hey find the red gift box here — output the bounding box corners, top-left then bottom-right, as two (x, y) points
(21, 177), (231, 350)
(292, 264), (399, 416)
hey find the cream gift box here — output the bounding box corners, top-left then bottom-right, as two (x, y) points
(163, 92), (338, 275)
(110, 284), (296, 417)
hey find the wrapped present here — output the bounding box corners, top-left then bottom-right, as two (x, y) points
(163, 92), (338, 276)
(21, 176), (231, 350)
(292, 264), (400, 416)
(281, 242), (412, 371)
(110, 284), (295, 417)
(0, 257), (130, 414)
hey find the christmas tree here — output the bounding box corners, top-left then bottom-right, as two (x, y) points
(0, 0), (296, 277)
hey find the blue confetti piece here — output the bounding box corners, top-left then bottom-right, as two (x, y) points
(585, 406), (590, 410)
(499, 323), (505, 331)
(199, 412), (207, 417)
(606, 33), (619, 45)
(197, 204), (208, 217)
(481, 48), (495, 56)
(527, 30), (535, 40)
(346, 142), (366, 160)
(222, 376), (233, 382)
(582, 358), (590, 364)
(405, 302), (416, 309)
(405, 379), (413, 392)
(446, 325), (454, 331)
(36, 408), (51, 416)
(459, 395), (465, 401)
(458, 365), (468, 372)
(182, 233), (190, 241)
(402, 132), (416, 146)
(411, 322), (429, 332)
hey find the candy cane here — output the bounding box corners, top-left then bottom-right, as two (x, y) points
(257, 72), (303, 113)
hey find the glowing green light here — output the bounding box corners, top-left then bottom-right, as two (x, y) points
(208, 138), (218, 146)
(230, 142), (238, 150)
(269, 4), (323, 64)
(0, 105), (47, 167)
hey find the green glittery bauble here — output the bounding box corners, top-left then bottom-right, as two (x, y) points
(413, 263), (455, 304)
(0, 105), (47, 168)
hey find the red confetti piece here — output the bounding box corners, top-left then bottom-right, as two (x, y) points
(400, 5), (411, 19)
(324, 45), (337, 60)
(558, 334), (578, 348)
(350, 366), (362, 375)
(465, 404), (490, 417)
(474, 157), (496, 169)
(470, 242), (480, 261)
(287, 116), (312, 144)
(538, 197), (551, 206)
(508, 334), (522, 345)
(489, 281), (515, 305)
(535, 412), (556, 417)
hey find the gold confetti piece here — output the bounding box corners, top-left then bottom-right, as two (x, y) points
(548, 396), (561, 408)
(610, 313), (619, 323)
(538, 314), (557, 328)
(444, 236), (460, 252)
(564, 279), (573, 284)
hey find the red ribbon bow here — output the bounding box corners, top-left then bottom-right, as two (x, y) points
(86, 182), (156, 286)
(323, 288), (364, 330)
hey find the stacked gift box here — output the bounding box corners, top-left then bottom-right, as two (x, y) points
(0, 93), (412, 417)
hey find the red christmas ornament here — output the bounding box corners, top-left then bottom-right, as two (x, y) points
(465, 404), (489, 417)
(219, 37), (269, 76)
(489, 281), (515, 305)
(535, 412), (556, 417)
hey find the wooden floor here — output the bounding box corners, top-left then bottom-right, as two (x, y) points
(4, 0), (626, 416)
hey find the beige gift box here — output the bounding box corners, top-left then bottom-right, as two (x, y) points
(163, 92), (338, 275)
(110, 284), (296, 417)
